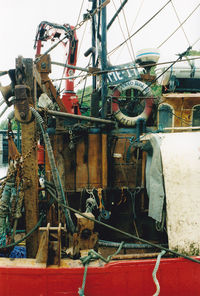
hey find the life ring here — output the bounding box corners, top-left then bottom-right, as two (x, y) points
(112, 79), (153, 126)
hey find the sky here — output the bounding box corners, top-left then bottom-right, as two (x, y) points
(0, 0), (200, 118)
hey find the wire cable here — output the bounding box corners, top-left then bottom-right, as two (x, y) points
(111, 0), (134, 62)
(192, 36), (200, 48)
(114, 0), (145, 63)
(47, 188), (200, 265)
(171, 0), (191, 47)
(76, 0), (85, 26)
(158, 3), (200, 49)
(119, 0), (136, 60)
(108, 0), (172, 57)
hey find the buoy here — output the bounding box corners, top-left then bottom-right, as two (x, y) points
(112, 79), (153, 126)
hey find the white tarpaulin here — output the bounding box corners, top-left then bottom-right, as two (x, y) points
(160, 132), (200, 255)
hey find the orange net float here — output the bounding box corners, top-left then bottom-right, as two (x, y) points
(112, 79), (154, 126)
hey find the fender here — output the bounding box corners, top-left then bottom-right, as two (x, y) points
(112, 80), (153, 126)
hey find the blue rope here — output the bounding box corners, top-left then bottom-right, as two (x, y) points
(152, 250), (166, 296)
(78, 264), (89, 296)
(78, 242), (124, 296)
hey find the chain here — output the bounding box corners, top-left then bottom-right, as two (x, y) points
(43, 108), (48, 131)
(75, 0), (110, 31)
(35, 0), (109, 64)
(22, 127), (41, 163)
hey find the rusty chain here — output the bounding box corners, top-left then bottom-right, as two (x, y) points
(0, 122), (42, 198)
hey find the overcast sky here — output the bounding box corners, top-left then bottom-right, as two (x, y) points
(0, 0), (199, 118)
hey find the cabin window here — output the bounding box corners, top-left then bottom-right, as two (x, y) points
(158, 104), (173, 129)
(192, 105), (200, 126)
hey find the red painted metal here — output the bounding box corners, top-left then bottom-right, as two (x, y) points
(61, 26), (81, 115)
(38, 144), (44, 165)
(0, 257), (200, 296)
(35, 22), (81, 115)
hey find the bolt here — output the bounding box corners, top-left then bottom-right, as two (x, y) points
(20, 112), (26, 120)
(41, 62), (46, 69)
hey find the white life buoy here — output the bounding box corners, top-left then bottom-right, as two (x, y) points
(112, 79), (154, 126)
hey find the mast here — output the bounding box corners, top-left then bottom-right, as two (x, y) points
(101, 0), (108, 118)
(91, 0), (97, 90)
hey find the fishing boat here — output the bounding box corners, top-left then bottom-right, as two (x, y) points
(0, 0), (200, 295)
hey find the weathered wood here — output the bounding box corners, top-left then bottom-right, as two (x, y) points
(159, 94), (200, 128)
(36, 224), (49, 265)
(73, 213), (98, 257)
(76, 137), (89, 190)
(111, 133), (141, 188)
(76, 134), (103, 190)
(101, 134), (108, 188)
(18, 58), (39, 258)
(88, 134), (102, 188)
(35, 55), (66, 112)
(21, 121), (39, 258)
(112, 252), (166, 260)
(36, 223), (63, 266)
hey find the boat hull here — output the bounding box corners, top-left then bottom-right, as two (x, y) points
(0, 257), (200, 296)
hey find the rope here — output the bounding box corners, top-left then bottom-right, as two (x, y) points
(46, 188), (200, 265)
(30, 107), (75, 233)
(78, 242), (124, 296)
(0, 214), (44, 250)
(158, 3), (200, 49)
(108, 0), (172, 56)
(152, 250), (166, 296)
(78, 263), (88, 296)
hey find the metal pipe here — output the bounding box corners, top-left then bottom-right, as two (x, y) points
(0, 99), (5, 107)
(164, 126), (200, 131)
(0, 105), (8, 118)
(37, 108), (115, 125)
(51, 61), (89, 72)
(107, 0), (128, 30)
(0, 71), (8, 77)
(101, 0), (108, 118)
(92, 0), (97, 90)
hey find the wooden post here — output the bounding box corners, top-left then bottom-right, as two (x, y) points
(21, 121), (39, 257)
(16, 57), (39, 258)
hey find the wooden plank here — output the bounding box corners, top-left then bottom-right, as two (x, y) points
(111, 134), (140, 188)
(101, 134), (108, 188)
(88, 134), (102, 188)
(160, 95), (200, 128)
(76, 138), (89, 190)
